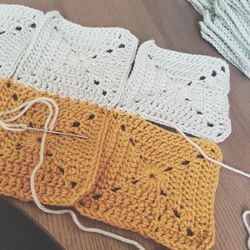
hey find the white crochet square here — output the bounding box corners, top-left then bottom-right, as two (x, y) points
(118, 41), (231, 142)
(0, 5), (43, 77)
(186, 0), (214, 15)
(13, 11), (138, 107)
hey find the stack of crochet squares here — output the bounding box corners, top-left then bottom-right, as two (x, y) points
(188, 0), (250, 78)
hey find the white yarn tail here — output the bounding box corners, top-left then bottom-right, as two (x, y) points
(0, 97), (249, 250)
(0, 97), (145, 250)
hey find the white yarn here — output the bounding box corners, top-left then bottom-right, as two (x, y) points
(0, 96), (249, 249)
(0, 2), (247, 248)
(119, 40), (231, 143)
(0, 4), (232, 142)
(0, 97), (250, 249)
(10, 9), (138, 108)
(0, 97), (145, 250)
(243, 211), (250, 250)
(0, 5), (43, 77)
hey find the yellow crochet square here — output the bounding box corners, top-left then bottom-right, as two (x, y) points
(0, 77), (222, 249)
(74, 111), (222, 250)
(0, 78), (108, 206)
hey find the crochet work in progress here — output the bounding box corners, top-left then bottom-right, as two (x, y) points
(119, 41), (231, 142)
(0, 4), (232, 143)
(0, 78), (223, 249)
(0, 5), (43, 77)
(0, 5), (138, 107)
(188, 0), (250, 78)
(0, 78), (108, 206)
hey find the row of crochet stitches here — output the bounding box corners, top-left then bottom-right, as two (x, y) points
(0, 4), (231, 142)
(188, 0), (250, 78)
(119, 41), (231, 142)
(0, 78), (108, 205)
(0, 78), (222, 250)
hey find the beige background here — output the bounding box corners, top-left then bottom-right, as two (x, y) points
(1, 0), (250, 249)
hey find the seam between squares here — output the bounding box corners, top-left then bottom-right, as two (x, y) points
(11, 11), (59, 79)
(113, 40), (139, 109)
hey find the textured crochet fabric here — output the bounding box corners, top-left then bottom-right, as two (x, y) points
(0, 5), (43, 77)
(13, 11), (138, 107)
(75, 113), (222, 250)
(119, 41), (231, 142)
(0, 5), (138, 107)
(188, 0), (250, 78)
(0, 77), (108, 206)
(0, 4), (233, 142)
(0, 78), (223, 249)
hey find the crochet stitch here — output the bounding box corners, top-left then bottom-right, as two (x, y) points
(0, 4), (232, 142)
(0, 78), (108, 206)
(188, 0), (250, 78)
(119, 41), (231, 142)
(0, 77), (223, 249)
(0, 5), (138, 107)
(0, 5), (43, 77)
(75, 121), (222, 250)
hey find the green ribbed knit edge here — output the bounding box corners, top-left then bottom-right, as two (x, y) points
(188, 0), (250, 78)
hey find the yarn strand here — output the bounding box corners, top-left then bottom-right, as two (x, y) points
(0, 97), (87, 138)
(0, 97), (145, 250)
(145, 115), (250, 249)
(0, 97), (249, 249)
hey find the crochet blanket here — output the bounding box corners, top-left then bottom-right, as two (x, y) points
(0, 4), (231, 143)
(0, 77), (223, 249)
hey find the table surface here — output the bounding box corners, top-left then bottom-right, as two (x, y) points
(2, 0), (250, 249)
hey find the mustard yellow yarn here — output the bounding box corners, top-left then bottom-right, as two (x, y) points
(0, 77), (108, 205)
(74, 112), (222, 250)
(0, 77), (222, 249)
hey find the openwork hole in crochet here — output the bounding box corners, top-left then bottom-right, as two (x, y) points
(0, 6), (139, 108)
(119, 40), (231, 143)
(0, 5), (231, 143)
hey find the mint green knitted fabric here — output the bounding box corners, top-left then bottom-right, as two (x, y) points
(188, 0), (250, 78)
